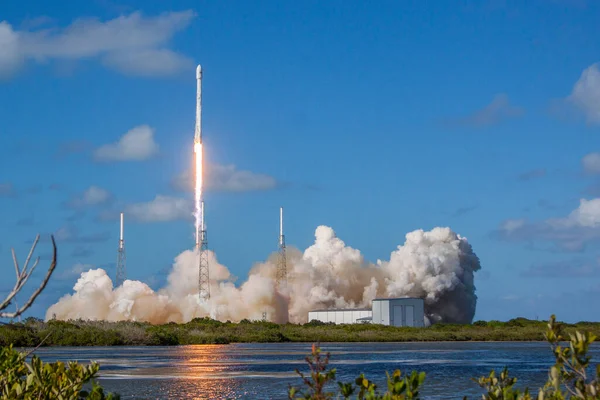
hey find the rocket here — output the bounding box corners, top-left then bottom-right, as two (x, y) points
(195, 64), (202, 144)
(194, 64), (203, 250)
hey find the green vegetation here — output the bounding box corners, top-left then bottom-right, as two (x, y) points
(2, 238), (599, 398)
(1, 316), (598, 400)
(288, 316), (600, 399)
(1, 316), (599, 346)
(0, 345), (119, 399)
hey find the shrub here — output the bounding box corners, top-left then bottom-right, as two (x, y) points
(289, 315), (600, 399)
(0, 345), (119, 399)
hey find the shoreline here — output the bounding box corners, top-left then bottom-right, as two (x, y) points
(16, 339), (557, 349)
(3, 317), (599, 347)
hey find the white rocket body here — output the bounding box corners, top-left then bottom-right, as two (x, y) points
(119, 212), (124, 250)
(194, 64), (203, 249)
(195, 65), (202, 144)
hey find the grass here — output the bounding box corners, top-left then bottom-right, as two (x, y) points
(1, 317), (599, 347)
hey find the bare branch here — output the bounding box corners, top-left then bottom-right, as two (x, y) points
(0, 235), (57, 319)
(0, 272), (24, 313)
(0, 237), (43, 313)
(23, 235), (40, 273)
(11, 248), (20, 279)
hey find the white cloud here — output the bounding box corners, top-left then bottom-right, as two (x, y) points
(58, 263), (94, 280)
(211, 163), (278, 192)
(567, 63), (600, 125)
(496, 198), (600, 252)
(500, 219), (526, 233)
(450, 93), (524, 127)
(564, 198), (600, 228)
(0, 10), (195, 78)
(172, 163), (278, 193)
(68, 185), (111, 208)
(582, 152), (600, 174)
(94, 125), (159, 162)
(53, 225), (110, 243)
(102, 48), (191, 76)
(125, 195), (191, 222)
(0, 182), (16, 197)
(0, 21), (22, 78)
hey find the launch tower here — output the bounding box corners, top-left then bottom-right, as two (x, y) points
(199, 201), (210, 300)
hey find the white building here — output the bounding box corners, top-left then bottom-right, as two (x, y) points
(371, 298), (425, 327)
(307, 308), (372, 325)
(307, 298), (425, 327)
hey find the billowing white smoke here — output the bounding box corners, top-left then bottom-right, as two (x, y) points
(46, 226), (481, 325)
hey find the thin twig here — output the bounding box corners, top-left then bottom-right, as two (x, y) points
(22, 332), (52, 359)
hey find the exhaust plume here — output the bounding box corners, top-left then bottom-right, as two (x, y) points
(46, 225), (482, 325)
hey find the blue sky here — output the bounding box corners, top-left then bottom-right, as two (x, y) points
(1, 0), (600, 322)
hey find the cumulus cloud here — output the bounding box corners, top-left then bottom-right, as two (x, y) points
(582, 152), (600, 174)
(56, 140), (90, 158)
(448, 93), (524, 127)
(47, 225), (482, 325)
(0, 21), (23, 79)
(567, 63), (600, 125)
(53, 225), (110, 244)
(102, 48), (192, 76)
(71, 246), (94, 258)
(452, 205), (477, 217)
(125, 195), (191, 223)
(94, 125), (159, 162)
(495, 199), (600, 251)
(66, 185), (112, 208)
(16, 217), (35, 227)
(0, 182), (16, 197)
(521, 259), (600, 278)
(172, 163), (278, 193)
(57, 263), (95, 280)
(518, 168), (546, 181)
(0, 11), (195, 78)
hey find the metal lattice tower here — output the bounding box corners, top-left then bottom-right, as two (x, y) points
(275, 207), (287, 289)
(199, 201), (210, 301)
(116, 212), (126, 287)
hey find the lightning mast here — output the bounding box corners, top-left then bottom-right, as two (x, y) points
(116, 212), (126, 287)
(275, 207), (287, 289)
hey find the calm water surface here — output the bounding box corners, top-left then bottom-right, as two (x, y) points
(32, 342), (600, 399)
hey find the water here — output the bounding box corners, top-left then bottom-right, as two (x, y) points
(31, 342), (600, 399)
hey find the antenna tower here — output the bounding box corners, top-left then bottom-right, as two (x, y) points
(116, 212), (126, 286)
(275, 207), (287, 289)
(199, 201), (210, 300)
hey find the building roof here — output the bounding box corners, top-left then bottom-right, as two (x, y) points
(372, 297), (423, 302)
(308, 308), (371, 313)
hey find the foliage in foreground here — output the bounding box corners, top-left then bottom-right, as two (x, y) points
(0, 345), (119, 400)
(2, 316), (600, 346)
(288, 315), (600, 399)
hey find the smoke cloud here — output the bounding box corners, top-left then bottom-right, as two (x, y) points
(46, 225), (482, 325)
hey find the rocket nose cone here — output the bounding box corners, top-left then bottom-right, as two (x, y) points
(196, 65), (202, 79)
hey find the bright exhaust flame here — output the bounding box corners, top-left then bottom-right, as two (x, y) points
(194, 141), (203, 246)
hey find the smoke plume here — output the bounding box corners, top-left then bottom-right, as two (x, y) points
(46, 225), (482, 325)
